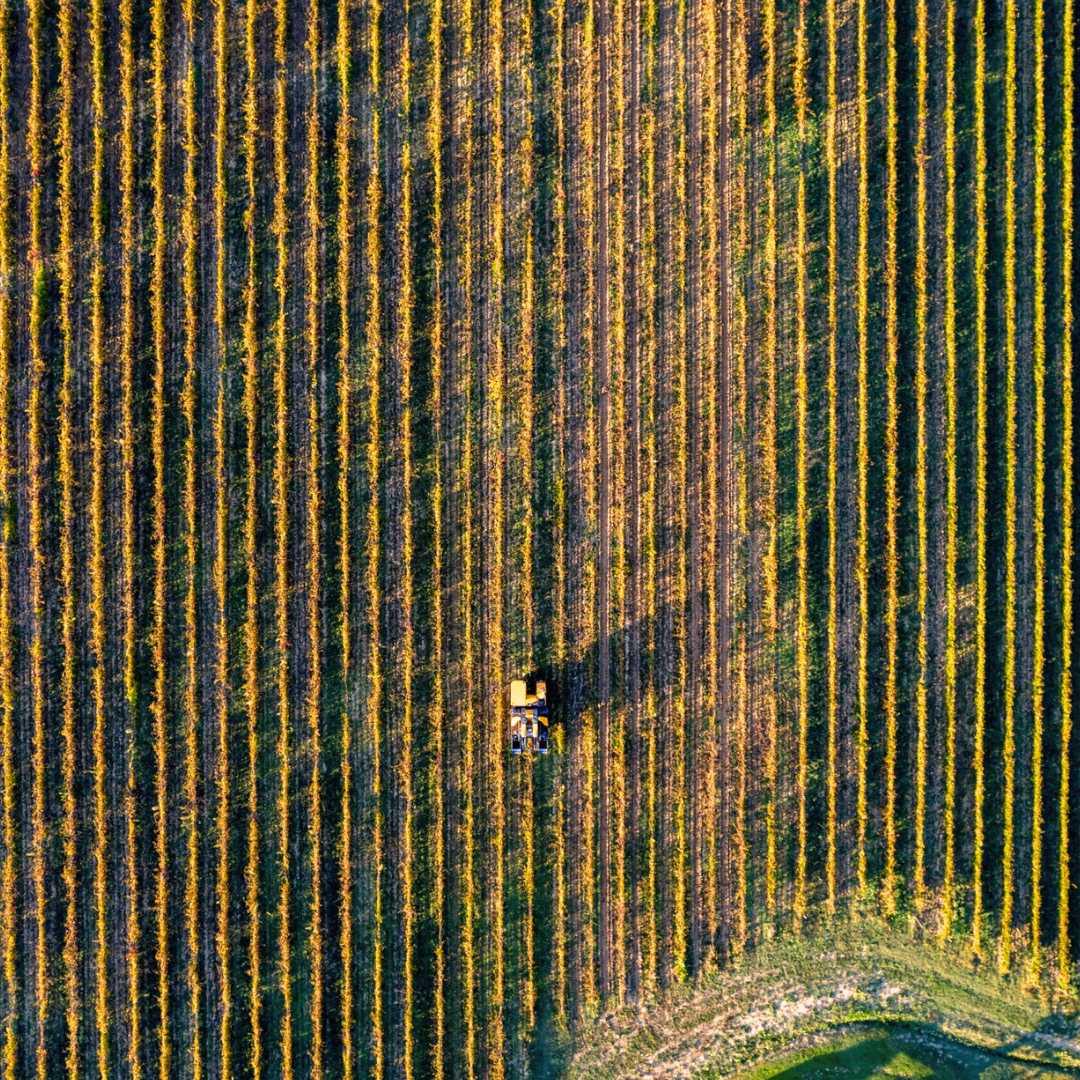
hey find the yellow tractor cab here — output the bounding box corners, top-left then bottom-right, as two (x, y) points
(510, 677), (549, 754)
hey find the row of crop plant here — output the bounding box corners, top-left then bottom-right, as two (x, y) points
(698, 0), (1080, 995)
(0, 0), (1075, 1075)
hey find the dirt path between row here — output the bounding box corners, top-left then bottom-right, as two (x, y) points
(597, 0), (614, 1000)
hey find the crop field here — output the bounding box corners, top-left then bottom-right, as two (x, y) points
(0, 0), (1073, 1076)
(567, 921), (1080, 1076)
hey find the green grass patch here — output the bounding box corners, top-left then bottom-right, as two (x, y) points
(729, 1021), (1070, 1078)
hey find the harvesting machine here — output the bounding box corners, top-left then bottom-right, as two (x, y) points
(509, 676), (549, 754)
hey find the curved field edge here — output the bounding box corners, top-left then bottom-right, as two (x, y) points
(564, 922), (1080, 1078)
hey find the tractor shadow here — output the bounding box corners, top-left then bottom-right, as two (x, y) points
(528, 590), (724, 737)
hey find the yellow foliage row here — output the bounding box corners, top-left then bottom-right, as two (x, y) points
(1029, 0), (1047, 985)
(16, 0), (1080, 1051)
(699, 0), (720, 957)
(680, 0), (692, 981)
(481, 0), (506, 1056)
(442, 0), (477, 1062)
(1000, 0), (1018, 977)
(674, 0), (689, 983)
(89, 0), (110, 1068)
(639, 0), (656, 985)
(507, 0), (533, 664)
(942, 0), (959, 943)
(612, 0), (630, 995)
(423, 0), (447, 1063)
(763, 0), (780, 921)
(507, 0), (537, 1028)
(180, 0), (203, 1068)
(364, 0), (384, 1069)
(793, 0), (811, 926)
(1060, 0), (1075, 993)
(272, 0), (293, 1066)
(913, 0), (929, 912)
(386, 3), (417, 1070)
(27, 0), (46, 1071)
(691, 0), (718, 966)
(118, 0), (142, 1048)
(651, 0), (686, 983)
(639, 0), (660, 980)
(56, 2), (81, 1068)
(305, 1), (324, 1068)
(732, 0), (749, 948)
(118, 1), (141, 1062)
(855, 0), (870, 898)
(150, 0), (170, 1070)
(825, 0), (839, 916)
(562, 0), (598, 1014)
(971, 0), (989, 962)
(0, 7), (13, 1079)
(635, 0), (650, 984)
(213, 1), (231, 1073)
(882, 0), (900, 918)
(621, 0), (646, 992)
(597, 0), (616, 995)
(336, 0), (354, 1070)
(242, 0), (262, 1071)
(552, 0), (572, 1014)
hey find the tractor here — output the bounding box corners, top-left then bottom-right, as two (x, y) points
(509, 676), (549, 754)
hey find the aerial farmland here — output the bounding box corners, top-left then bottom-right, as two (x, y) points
(0, 0), (1076, 1075)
